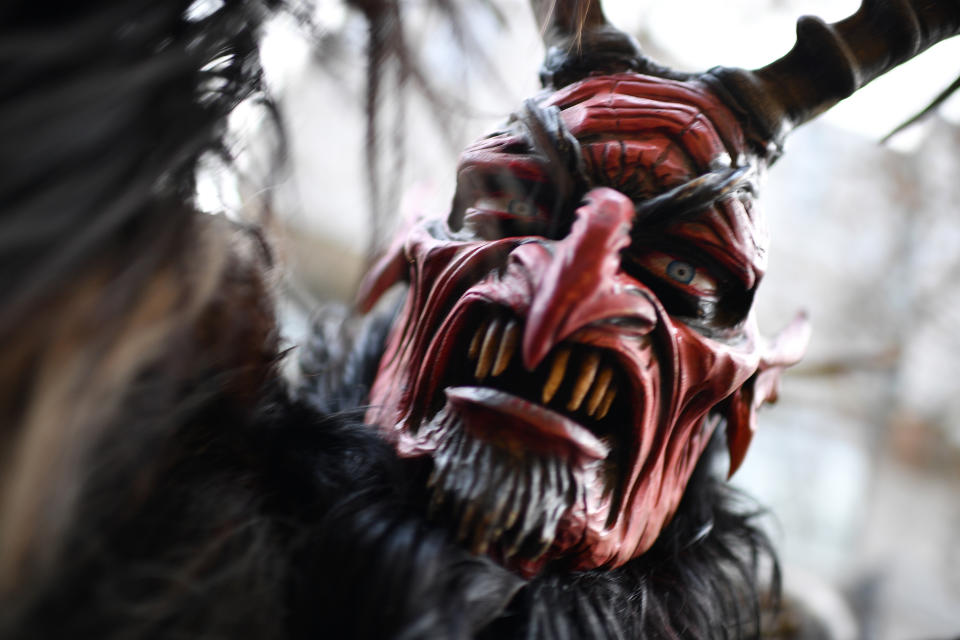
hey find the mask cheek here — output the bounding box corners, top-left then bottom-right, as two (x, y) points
(721, 311), (812, 477)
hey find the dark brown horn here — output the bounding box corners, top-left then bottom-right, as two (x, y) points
(705, 0), (960, 160)
(531, 0), (683, 88)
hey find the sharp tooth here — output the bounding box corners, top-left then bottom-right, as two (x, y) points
(474, 318), (502, 380)
(586, 367), (613, 416)
(541, 348), (570, 404)
(468, 320), (487, 360)
(596, 385), (617, 420)
(492, 319), (519, 377)
(567, 352), (599, 412)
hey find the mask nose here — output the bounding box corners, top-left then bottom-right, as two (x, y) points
(521, 187), (658, 370)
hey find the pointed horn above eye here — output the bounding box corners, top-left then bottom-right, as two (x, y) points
(530, 0), (681, 88)
(704, 0), (960, 161)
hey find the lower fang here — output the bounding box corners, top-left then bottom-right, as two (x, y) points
(475, 318), (502, 379)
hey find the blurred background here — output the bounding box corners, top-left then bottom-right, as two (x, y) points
(209, 1), (960, 637)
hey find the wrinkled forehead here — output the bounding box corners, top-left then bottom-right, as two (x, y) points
(545, 75), (749, 193)
(452, 73), (768, 287)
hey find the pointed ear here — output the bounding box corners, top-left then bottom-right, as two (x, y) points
(722, 311), (812, 477)
(354, 239), (408, 314)
(355, 185), (444, 313)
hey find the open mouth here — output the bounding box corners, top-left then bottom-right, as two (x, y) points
(415, 303), (640, 566)
(422, 305), (637, 454)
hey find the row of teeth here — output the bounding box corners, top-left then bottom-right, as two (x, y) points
(467, 318), (619, 420)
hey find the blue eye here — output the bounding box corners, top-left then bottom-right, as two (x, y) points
(666, 260), (695, 284)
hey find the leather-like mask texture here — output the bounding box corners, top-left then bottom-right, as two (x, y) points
(359, 73), (810, 575)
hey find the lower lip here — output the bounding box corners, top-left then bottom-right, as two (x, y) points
(444, 386), (610, 463)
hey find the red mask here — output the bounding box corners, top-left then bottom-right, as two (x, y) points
(359, 73), (809, 575)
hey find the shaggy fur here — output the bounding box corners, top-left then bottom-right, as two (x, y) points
(0, 0), (779, 637)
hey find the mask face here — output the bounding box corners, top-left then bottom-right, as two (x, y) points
(360, 73), (808, 575)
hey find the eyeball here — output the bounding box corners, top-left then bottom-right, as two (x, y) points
(632, 251), (719, 297)
(469, 195), (544, 219)
(507, 199), (534, 216)
(666, 260), (695, 284)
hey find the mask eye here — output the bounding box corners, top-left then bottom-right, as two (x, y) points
(624, 246), (754, 332)
(472, 195), (542, 218)
(462, 194), (549, 239)
(636, 251), (718, 297)
(666, 260), (694, 284)
(506, 199), (535, 216)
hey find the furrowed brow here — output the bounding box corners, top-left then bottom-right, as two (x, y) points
(628, 166), (761, 288)
(629, 165), (754, 232)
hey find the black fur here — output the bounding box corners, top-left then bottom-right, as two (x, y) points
(0, 0), (279, 333)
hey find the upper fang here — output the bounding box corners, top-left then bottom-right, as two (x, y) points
(492, 319), (519, 376)
(475, 318), (502, 380)
(567, 353), (599, 412)
(542, 348), (570, 404)
(587, 367), (613, 416)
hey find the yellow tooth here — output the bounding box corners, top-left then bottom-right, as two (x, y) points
(586, 367), (613, 416)
(596, 385), (617, 420)
(474, 318), (502, 380)
(541, 348), (570, 404)
(468, 321), (487, 360)
(567, 352), (599, 412)
(492, 319), (519, 377)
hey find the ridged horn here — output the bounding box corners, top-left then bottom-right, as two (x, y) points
(531, 0), (682, 88)
(705, 0), (960, 160)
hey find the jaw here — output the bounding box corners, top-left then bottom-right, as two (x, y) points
(423, 395), (602, 575)
(368, 295), (670, 574)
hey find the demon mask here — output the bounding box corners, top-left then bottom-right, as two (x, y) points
(357, 0), (960, 575)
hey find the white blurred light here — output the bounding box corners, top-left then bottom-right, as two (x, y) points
(185, 0), (224, 22)
(260, 15), (312, 93)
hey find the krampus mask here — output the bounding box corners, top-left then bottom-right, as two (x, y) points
(358, 0), (960, 575)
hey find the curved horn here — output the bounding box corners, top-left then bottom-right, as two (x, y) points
(705, 0), (960, 160)
(531, 0), (682, 88)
